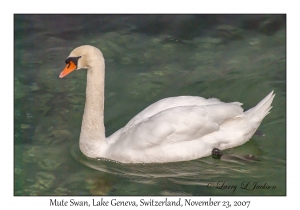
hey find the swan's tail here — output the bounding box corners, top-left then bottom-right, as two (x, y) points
(244, 91), (275, 121)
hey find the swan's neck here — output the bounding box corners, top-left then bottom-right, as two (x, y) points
(79, 59), (107, 158)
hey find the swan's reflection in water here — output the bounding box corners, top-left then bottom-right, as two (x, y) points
(70, 141), (285, 195)
(71, 143), (264, 185)
(71, 143), (211, 178)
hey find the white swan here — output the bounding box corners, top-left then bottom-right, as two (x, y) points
(59, 45), (275, 163)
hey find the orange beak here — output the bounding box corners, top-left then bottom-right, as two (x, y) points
(59, 61), (77, 78)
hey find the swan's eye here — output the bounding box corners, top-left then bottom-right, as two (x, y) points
(65, 56), (81, 68)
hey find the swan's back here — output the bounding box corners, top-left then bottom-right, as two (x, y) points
(123, 96), (241, 132)
(107, 96), (243, 145)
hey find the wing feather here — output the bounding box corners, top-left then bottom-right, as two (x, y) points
(112, 102), (243, 150)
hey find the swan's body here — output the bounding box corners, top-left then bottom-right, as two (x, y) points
(59, 45), (275, 163)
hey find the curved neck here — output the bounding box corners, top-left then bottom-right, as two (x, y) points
(79, 59), (106, 158)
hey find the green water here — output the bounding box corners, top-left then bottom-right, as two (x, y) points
(14, 15), (286, 196)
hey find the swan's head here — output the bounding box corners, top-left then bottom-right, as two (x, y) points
(59, 45), (104, 78)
